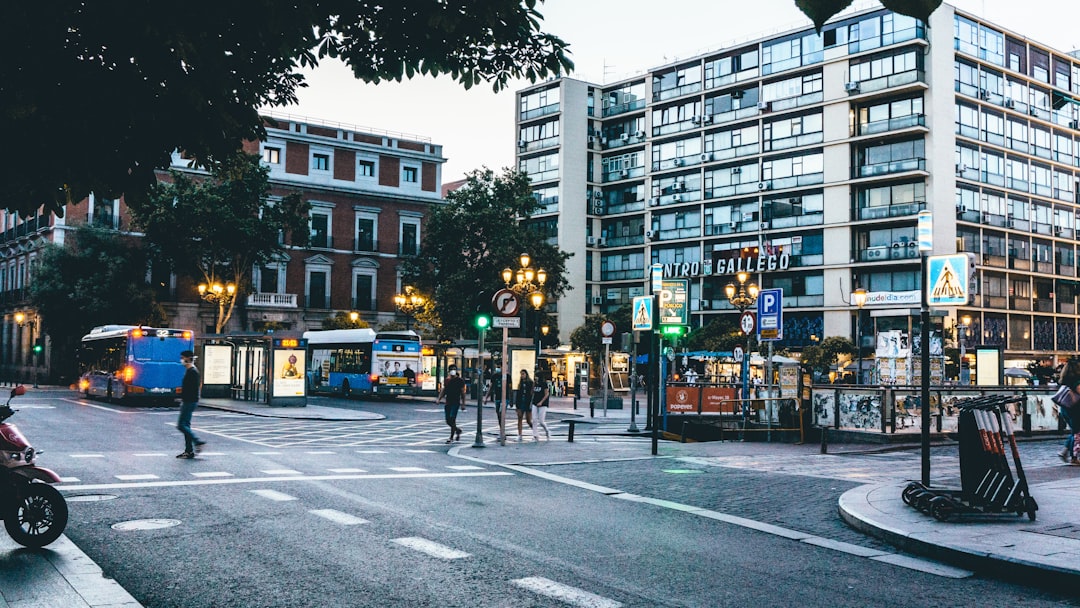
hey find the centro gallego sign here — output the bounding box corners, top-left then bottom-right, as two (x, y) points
(662, 253), (793, 279)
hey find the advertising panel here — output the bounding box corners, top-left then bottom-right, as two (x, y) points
(203, 344), (232, 385)
(272, 349), (306, 397)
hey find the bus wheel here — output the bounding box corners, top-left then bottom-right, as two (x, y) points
(342, 381), (351, 399)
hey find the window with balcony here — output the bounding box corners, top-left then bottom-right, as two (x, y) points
(602, 81), (647, 117)
(704, 163), (760, 199)
(762, 151), (823, 190)
(954, 59), (979, 98)
(1054, 168), (1076, 202)
(848, 11), (922, 54)
(310, 212), (330, 249)
(706, 123), (760, 160)
(601, 218), (647, 247)
(848, 47), (923, 94)
(355, 216), (376, 252)
(601, 152), (644, 182)
(857, 138), (924, 177)
(651, 244), (702, 268)
(982, 108), (1005, 146)
(765, 191), (824, 228)
(652, 136), (703, 171)
(652, 62), (702, 102)
(1054, 131), (1074, 165)
(1005, 156), (1029, 192)
(518, 118), (560, 152)
(953, 15), (1004, 66)
(761, 71), (822, 111)
(601, 117), (646, 147)
(519, 152), (560, 183)
(603, 183), (646, 215)
(858, 181), (925, 220)
(764, 112), (823, 151)
(762, 30), (823, 75)
(955, 102), (979, 139)
(768, 273), (824, 307)
(651, 99), (703, 137)
(1032, 125), (1052, 159)
(520, 86), (560, 120)
(258, 264), (281, 294)
(92, 197), (118, 229)
(652, 173), (701, 206)
(1006, 118), (1029, 153)
(861, 227), (919, 262)
(1031, 162), (1052, 197)
(651, 210), (701, 241)
(980, 149), (1005, 186)
(704, 48), (758, 89)
(865, 269), (919, 292)
(981, 67), (1005, 103)
(532, 185), (559, 214)
(600, 252), (645, 281)
(705, 87), (759, 125)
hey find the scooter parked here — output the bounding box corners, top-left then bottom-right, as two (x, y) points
(0, 385), (68, 547)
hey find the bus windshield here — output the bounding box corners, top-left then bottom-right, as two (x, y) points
(130, 335), (191, 362)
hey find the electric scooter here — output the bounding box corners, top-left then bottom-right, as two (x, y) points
(0, 385), (68, 547)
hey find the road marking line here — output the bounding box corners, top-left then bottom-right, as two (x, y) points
(389, 467), (427, 472)
(133, 453), (168, 457)
(251, 451), (283, 455)
(58, 476), (80, 483)
(262, 469), (302, 475)
(512, 577), (622, 608)
(327, 468), (367, 473)
(115, 474), (159, 481)
(304, 451), (336, 455)
(356, 450), (387, 454)
(392, 537), (469, 559)
(802, 536), (889, 557)
(870, 553), (973, 578)
(251, 489), (296, 501)
(405, 449), (434, 453)
(310, 509), (369, 525)
(446, 465), (483, 470)
(191, 472), (234, 478)
(71, 454), (106, 458)
(57, 471), (512, 491)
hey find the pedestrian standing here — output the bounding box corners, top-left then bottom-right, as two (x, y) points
(1056, 359), (1080, 463)
(514, 369), (535, 441)
(437, 368), (466, 444)
(532, 370), (551, 441)
(176, 350), (206, 459)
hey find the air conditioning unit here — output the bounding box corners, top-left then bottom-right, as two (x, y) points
(620, 133), (630, 142)
(674, 181), (686, 191)
(760, 222), (769, 230)
(1029, 107), (1039, 116)
(1004, 98), (1015, 109)
(1007, 219), (1016, 228)
(732, 167), (742, 174)
(592, 202), (604, 214)
(587, 236), (597, 245)
(517, 140), (527, 148)
(671, 193), (682, 202)
(588, 135), (596, 144)
(691, 116), (701, 124)
(645, 230), (658, 240)
(728, 221), (738, 229)
(600, 136), (608, 145)
(592, 297), (603, 305)
(979, 89), (990, 100)
(1055, 227), (1065, 236)
(635, 131), (646, 138)
(620, 169), (629, 178)
(596, 237), (605, 247)
(757, 181), (771, 191)
(867, 247), (887, 260)
(701, 153), (713, 162)
(594, 191), (604, 199)
(956, 164), (968, 173)
(844, 82), (860, 93)
(649, 198), (660, 206)
(673, 158), (684, 167)
(701, 114), (713, 124)
(757, 101), (771, 111)
(699, 299), (712, 309)
(732, 90), (744, 99)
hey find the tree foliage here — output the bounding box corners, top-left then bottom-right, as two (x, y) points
(684, 317), (744, 353)
(801, 336), (855, 374)
(402, 168), (571, 341)
(795, 0), (941, 32)
(128, 153), (311, 333)
(29, 225), (167, 381)
(569, 306), (632, 364)
(321, 311), (372, 330)
(1, 1), (573, 216)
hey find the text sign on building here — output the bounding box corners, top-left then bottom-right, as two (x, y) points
(756, 288), (783, 341)
(659, 279), (689, 325)
(926, 254), (970, 306)
(632, 296), (653, 331)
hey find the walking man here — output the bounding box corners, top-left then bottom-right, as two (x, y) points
(176, 350), (206, 459)
(437, 367), (466, 444)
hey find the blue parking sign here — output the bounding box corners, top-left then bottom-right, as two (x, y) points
(757, 288), (783, 341)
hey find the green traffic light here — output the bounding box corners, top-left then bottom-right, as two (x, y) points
(660, 325), (686, 337)
(32, 345), (42, 353)
(475, 315), (491, 329)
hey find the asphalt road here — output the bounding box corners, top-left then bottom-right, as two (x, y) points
(11, 392), (1076, 607)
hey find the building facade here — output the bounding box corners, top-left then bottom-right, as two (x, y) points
(0, 114), (445, 382)
(515, 3), (1080, 372)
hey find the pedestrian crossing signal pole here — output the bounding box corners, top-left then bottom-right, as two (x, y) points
(473, 313), (490, 448)
(918, 210), (933, 486)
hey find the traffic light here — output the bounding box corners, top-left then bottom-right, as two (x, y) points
(32, 339), (43, 355)
(474, 313), (491, 330)
(659, 325), (686, 338)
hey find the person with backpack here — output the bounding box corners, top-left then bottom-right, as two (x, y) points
(1055, 358), (1080, 463)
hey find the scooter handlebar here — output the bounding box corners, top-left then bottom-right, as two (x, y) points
(0, 405), (12, 422)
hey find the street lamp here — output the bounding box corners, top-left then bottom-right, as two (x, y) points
(959, 314), (972, 385)
(725, 271), (759, 401)
(197, 281), (236, 334)
(852, 287), (867, 385)
(393, 286), (425, 332)
(14, 311), (39, 388)
(502, 252), (547, 345)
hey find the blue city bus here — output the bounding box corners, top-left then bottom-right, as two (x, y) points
(304, 329), (423, 398)
(77, 325), (195, 402)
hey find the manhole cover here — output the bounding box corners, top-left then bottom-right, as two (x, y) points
(66, 494), (118, 503)
(112, 519), (182, 531)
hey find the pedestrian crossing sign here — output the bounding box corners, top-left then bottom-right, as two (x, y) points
(927, 254), (969, 306)
(632, 296), (653, 331)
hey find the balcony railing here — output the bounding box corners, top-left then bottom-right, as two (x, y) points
(247, 293), (297, 308)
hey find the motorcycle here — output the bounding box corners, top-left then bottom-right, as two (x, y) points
(0, 385), (68, 547)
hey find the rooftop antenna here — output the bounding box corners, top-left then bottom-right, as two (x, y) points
(603, 59), (615, 84)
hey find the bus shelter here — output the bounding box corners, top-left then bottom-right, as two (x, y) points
(198, 333), (308, 407)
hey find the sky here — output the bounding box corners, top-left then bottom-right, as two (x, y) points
(276, 0), (1080, 183)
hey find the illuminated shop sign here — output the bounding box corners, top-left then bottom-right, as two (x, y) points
(662, 253), (793, 279)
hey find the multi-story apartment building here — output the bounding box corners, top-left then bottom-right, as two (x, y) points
(515, 2), (1080, 371)
(0, 114), (445, 382)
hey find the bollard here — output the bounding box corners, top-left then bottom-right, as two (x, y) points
(589, 397), (595, 418)
(820, 426), (828, 454)
(567, 421), (575, 443)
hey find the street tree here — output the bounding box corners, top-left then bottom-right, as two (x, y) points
(569, 306), (632, 365)
(1, 1), (572, 217)
(801, 336), (855, 377)
(402, 168), (571, 341)
(795, 0), (941, 30)
(128, 153), (311, 334)
(321, 312), (372, 330)
(29, 225), (167, 382)
(685, 317), (744, 353)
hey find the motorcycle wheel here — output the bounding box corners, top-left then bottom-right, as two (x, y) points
(5, 483), (69, 548)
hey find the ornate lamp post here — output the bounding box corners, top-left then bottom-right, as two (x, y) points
(502, 252), (547, 346)
(852, 287), (867, 384)
(725, 271), (759, 401)
(393, 286), (425, 332)
(197, 281), (236, 334)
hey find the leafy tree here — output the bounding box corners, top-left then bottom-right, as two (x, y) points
(801, 337), (855, 375)
(29, 225), (167, 382)
(402, 168), (571, 341)
(128, 153), (311, 334)
(684, 317), (743, 352)
(569, 306), (632, 364)
(795, 0), (941, 31)
(320, 311), (371, 330)
(2, 1), (573, 216)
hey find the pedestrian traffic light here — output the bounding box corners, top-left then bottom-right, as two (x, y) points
(660, 325), (686, 337)
(474, 313), (491, 330)
(32, 339), (43, 354)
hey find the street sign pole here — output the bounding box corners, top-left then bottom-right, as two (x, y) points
(499, 326), (509, 446)
(918, 210), (933, 486)
(472, 325), (486, 448)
